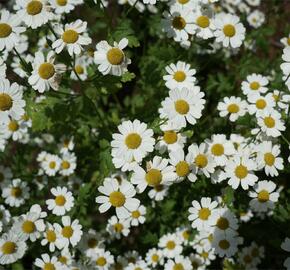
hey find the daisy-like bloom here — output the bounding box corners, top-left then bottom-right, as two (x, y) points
(96, 177), (140, 219)
(128, 205), (146, 226)
(92, 249), (114, 270)
(162, 5), (195, 42)
(206, 134), (236, 166)
(256, 141), (284, 177)
(249, 180), (279, 212)
(0, 79), (25, 124)
(126, 260), (150, 270)
(272, 89), (290, 111)
(0, 205), (11, 228)
(0, 165), (12, 188)
(213, 207), (238, 236)
(248, 242), (265, 266)
(110, 256), (129, 270)
(281, 238), (290, 270)
(158, 233), (183, 258)
(159, 87), (205, 128)
(223, 154), (258, 190)
(146, 248), (164, 267)
(164, 255), (192, 270)
(0, 10), (25, 52)
(57, 248), (73, 268)
(79, 229), (104, 257)
(94, 38), (131, 76)
(46, 186), (75, 216)
(54, 216), (83, 248)
(238, 246), (257, 269)
(124, 250), (140, 265)
(163, 61), (197, 90)
(169, 148), (195, 182)
(257, 110), (285, 137)
(188, 197), (218, 231)
(217, 96), (247, 122)
(189, 254), (203, 270)
(71, 55), (89, 81)
(280, 47), (290, 90)
(281, 34), (290, 48)
(16, 0), (53, 29)
(131, 156), (176, 193)
(28, 51), (66, 93)
(59, 152), (77, 176)
(247, 92), (275, 116)
(34, 253), (62, 270)
(0, 118), (28, 142)
(41, 222), (58, 252)
(111, 119), (155, 170)
(148, 184), (169, 201)
(241, 73), (269, 96)
(59, 136), (75, 154)
(176, 227), (191, 246)
(0, 231), (27, 265)
(213, 13), (246, 48)
(247, 10), (265, 29)
(192, 8), (215, 39)
(41, 154), (61, 176)
(2, 178), (30, 207)
(12, 204), (46, 242)
(188, 143), (216, 179)
(50, 0), (83, 14)
(52, 20), (92, 56)
(106, 215), (130, 239)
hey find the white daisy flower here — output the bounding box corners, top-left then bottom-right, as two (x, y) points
(2, 178), (30, 207)
(192, 8), (215, 39)
(241, 73), (269, 95)
(162, 5), (195, 42)
(247, 92), (275, 116)
(272, 89), (290, 111)
(0, 231), (27, 265)
(131, 156), (176, 193)
(46, 186), (75, 216)
(41, 154), (61, 176)
(163, 61), (197, 90)
(71, 55), (89, 81)
(59, 136), (75, 154)
(92, 249), (114, 270)
(0, 10), (25, 52)
(50, 0), (83, 14)
(0, 118), (28, 142)
(249, 180), (279, 212)
(158, 233), (183, 258)
(0, 205), (11, 227)
(54, 216), (83, 248)
(52, 20), (92, 56)
(281, 34), (290, 48)
(146, 248), (164, 267)
(248, 242), (265, 265)
(110, 256), (129, 270)
(28, 51), (66, 93)
(96, 178), (140, 219)
(125, 260), (150, 270)
(247, 10), (265, 29)
(16, 0), (53, 29)
(34, 253), (62, 270)
(0, 78), (25, 124)
(159, 87), (205, 128)
(212, 231), (241, 257)
(239, 209), (253, 223)
(257, 110), (285, 137)
(94, 38), (131, 76)
(41, 222), (58, 252)
(59, 152), (77, 176)
(79, 229), (104, 257)
(106, 215), (130, 239)
(168, 0), (198, 10)
(188, 197), (218, 231)
(217, 96), (247, 122)
(213, 13), (246, 48)
(148, 184), (169, 201)
(127, 204), (146, 227)
(213, 207), (238, 236)
(57, 248), (73, 268)
(111, 119), (155, 170)
(164, 255), (192, 270)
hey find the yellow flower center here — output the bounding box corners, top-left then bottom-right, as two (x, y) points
(255, 99), (266, 109)
(163, 130), (178, 144)
(87, 238), (97, 248)
(250, 81), (260, 90)
(182, 230), (190, 240)
(166, 240), (176, 250)
(235, 165), (248, 179)
(55, 195), (66, 206)
(257, 190), (269, 202)
(26, 0), (43, 15)
(196, 16), (210, 28)
(1, 241), (16, 254)
(131, 210), (141, 218)
(61, 161), (70, 169)
(151, 254), (159, 262)
(62, 226), (73, 238)
(58, 256), (68, 264)
(44, 263), (55, 270)
(8, 120), (19, 132)
(109, 191), (126, 207)
(74, 65), (84, 74)
(125, 133), (142, 149)
(211, 143), (224, 156)
(22, 220), (36, 233)
(243, 255), (252, 264)
(177, 0), (189, 4)
(173, 71), (186, 82)
(227, 103), (239, 113)
(223, 24), (236, 37)
(38, 63), (55, 80)
(173, 263), (184, 270)
(216, 217), (229, 230)
(194, 154), (208, 168)
(56, 0), (67, 6)
(0, 93), (13, 111)
(46, 230), (56, 242)
(175, 99), (189, 115)
(154, 184), (164, 191)
(0, 23), (12, 38)
(114, 223), (123, 232)
(145, 169), (162, 186)
(273, 94), (279, 102)
(49, 161), (56, 169)
(201, 251), (208, 258)
(175, 161), (190, 177)
(11, 187), (22, 197)
(62, 29), (79, 44)
(172, 16), (186, 30)
(264, 116), (275, 128)
(219, 239), (230, 250)
(198, 207), (211, 220)
(264, 152), (275, 166)
(287, 37), (290, 46)
(107, 48), (124, 65)
(96, 257), (107, 266)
